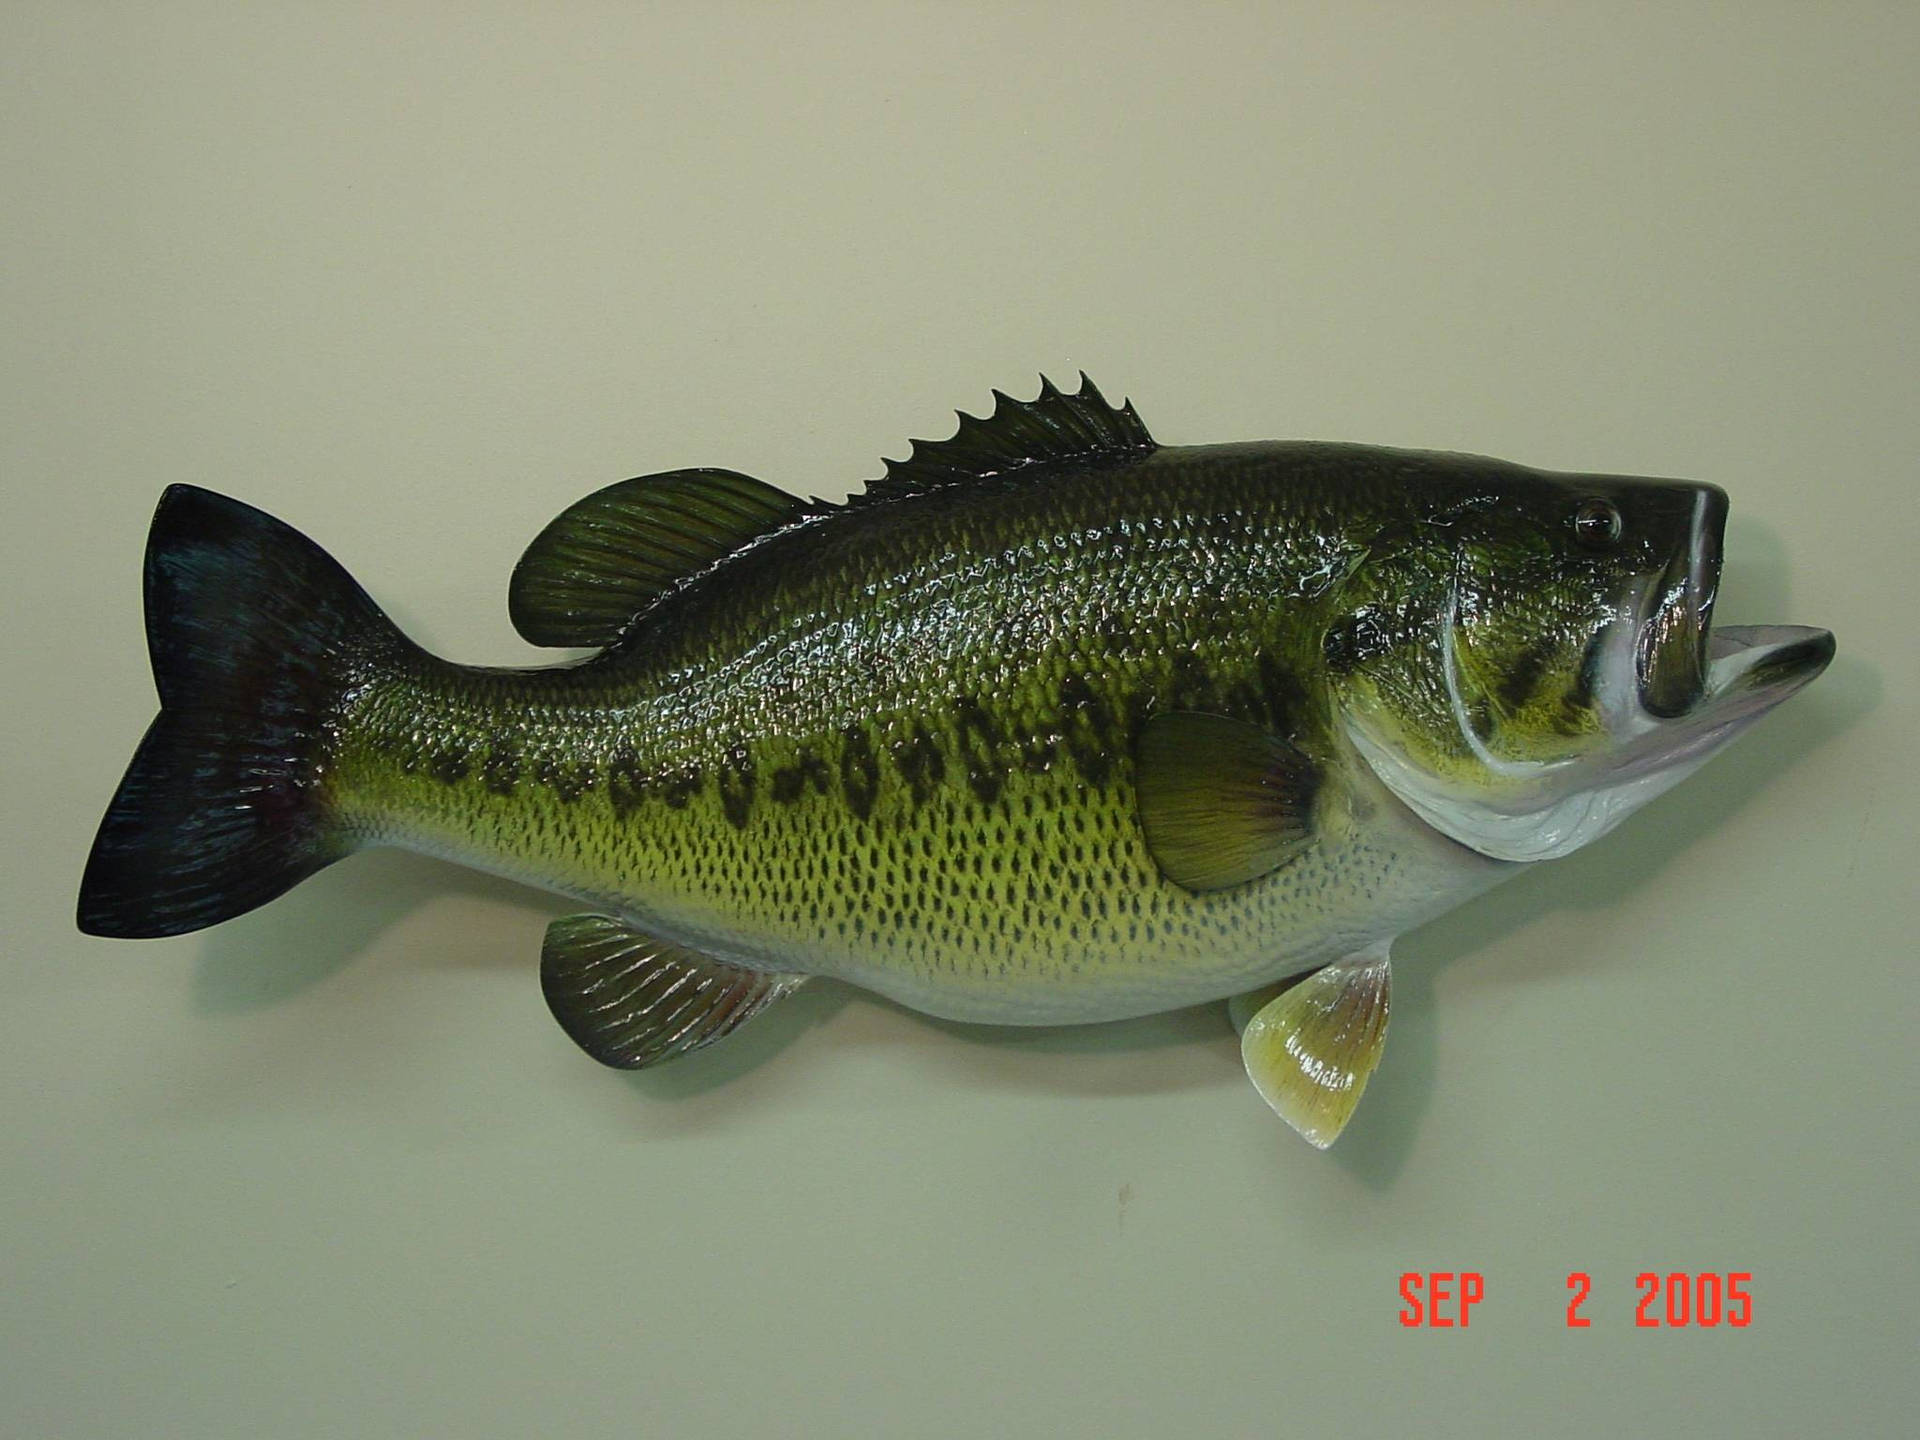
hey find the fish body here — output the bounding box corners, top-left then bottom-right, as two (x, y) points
(78, 380), (1834, 1146)
(331, 441), (1513, 1024)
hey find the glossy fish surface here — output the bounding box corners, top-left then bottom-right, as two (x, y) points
(77, 378), (1835, 1146)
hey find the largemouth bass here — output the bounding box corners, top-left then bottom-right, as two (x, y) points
(77, 378), (1834, 1146)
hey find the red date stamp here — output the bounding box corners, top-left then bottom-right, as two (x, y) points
(1398, 1271), (1486, 1327)
(1568, 1272), (1752, 1329)
(1397, 1272), (1753, 1328)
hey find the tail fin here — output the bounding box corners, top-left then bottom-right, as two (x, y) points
(78, 485), (403, 938)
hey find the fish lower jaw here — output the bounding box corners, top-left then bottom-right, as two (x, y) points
(1604, 623), (1834, 774)
(1704, 624), (1835, 693)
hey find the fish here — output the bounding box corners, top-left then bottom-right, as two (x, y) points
(76, 377), (1835, 1147)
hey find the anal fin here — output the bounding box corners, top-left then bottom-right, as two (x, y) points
(1239, 944), (1392, 1148)
(541, 914), (806, 1070)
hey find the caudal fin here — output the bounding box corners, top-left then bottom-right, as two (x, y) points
(78, 485), (403, 938)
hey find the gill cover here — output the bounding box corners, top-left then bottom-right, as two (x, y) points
(1330, 470), (1730, 862)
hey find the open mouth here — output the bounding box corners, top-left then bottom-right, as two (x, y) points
(1636, 489), (1723, 717)
(1603, 622), (1835, 791)
(1633, 487), (1833, 726)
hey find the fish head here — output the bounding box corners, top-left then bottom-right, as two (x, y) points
(1328, 455), (1834, 862)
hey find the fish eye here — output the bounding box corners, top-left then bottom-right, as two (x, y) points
(1572, 498), (1623, 550)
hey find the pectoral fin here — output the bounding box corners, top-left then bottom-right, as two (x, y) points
(1239, 944), (1392, 1148)
(1135, 712), (1319, 891)
(541, 914), (807, 1069)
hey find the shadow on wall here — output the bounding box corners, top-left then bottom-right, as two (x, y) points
(188, 850), (557, 1015)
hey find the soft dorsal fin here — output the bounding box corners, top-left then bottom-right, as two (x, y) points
(862, 373), (1155, 504)
(510, 468), (813, 648)
(540, 913), (808, 1069)
(1135, 712), (1320, 891)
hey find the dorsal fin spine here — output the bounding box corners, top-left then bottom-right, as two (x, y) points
(863, 373), (1155, 505)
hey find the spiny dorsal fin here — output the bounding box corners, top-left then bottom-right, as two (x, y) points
(863, 373), (1155, 504)
(510, 468), (814, 648)
(1135, 712), (1320, 891)
(540, 913), (808, 1070)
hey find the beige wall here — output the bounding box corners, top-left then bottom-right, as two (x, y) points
(4, 4), (1914, 1435)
